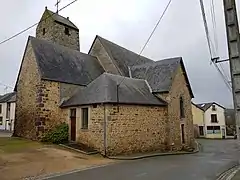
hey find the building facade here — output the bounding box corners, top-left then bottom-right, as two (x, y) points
(0, 92), (16, 131)
(192, 103), (204, 137)
(193, 102), (226, 139)
(14, 8), (195, 155)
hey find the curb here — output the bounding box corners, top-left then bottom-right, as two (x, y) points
(59, 144), (98, 155)
(25, 162), (117, 180)
(108, 141), (200, 160)
(216, 163), (240, 180)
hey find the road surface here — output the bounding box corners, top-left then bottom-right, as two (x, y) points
(47, 139), (240, 180)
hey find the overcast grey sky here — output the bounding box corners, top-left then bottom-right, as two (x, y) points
(0, 0), (237, 108)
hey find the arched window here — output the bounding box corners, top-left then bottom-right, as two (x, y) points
(180, 97), (185, 118)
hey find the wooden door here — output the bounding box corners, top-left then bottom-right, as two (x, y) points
(181, 124), (185, 144)
(70, 109), (76, 141)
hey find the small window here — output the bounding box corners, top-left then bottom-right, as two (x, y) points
(0, 117), (2, 125)
(81, 108), (88, 129)
(43, 28), (46, 35)
(211, 114), (218, 123)
(180, 97), (185, 118)
(64, 27), (70, 36)
(6, 103), (10, 119)
(0, 104), (2, 114)
(212, 104), (216, 111)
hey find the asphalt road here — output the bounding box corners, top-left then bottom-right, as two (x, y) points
(47, 139), (240, 180)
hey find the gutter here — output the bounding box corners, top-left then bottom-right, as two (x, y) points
(103, 104), (107, 156)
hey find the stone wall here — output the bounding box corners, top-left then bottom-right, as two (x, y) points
(14, 41), (68, 139)
(14, 42), (41, 139)
(36, 10), (80, 51)
(89, 38), (122, 75)
(75, 105), (105, 152)
(36, 80), (68, 138)
(73, 104), (168, 156)
(156, 65), (194, 149)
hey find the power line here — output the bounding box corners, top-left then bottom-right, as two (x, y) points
(0, 0), (78, 45)
(117, 0), (172, 87)
(199, 0), (232, 91)
(210, 0), (218, 55)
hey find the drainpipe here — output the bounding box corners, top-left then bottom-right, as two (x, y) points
(103, 104), (107, 157)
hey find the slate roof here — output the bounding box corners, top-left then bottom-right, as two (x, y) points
(29, 36), (104, 86)
(61, 73), (167, 107)
(131, 57), (182, 93)
(196, 102), (225, 111)
(97, 36), (154, 76)
(46, 9), (78, 30)
(0, 92), (16, 103)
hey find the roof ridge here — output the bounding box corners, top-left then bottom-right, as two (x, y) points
(30, 36), (94, 57)
(96, 35), (154, 62)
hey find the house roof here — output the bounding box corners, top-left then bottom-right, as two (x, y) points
(191, 102), (204, 111)
(131, 57), (181, 93)
(92, 36), (193, 97)
(0, 92), (16, 103)
(196, 102), (225, 111)
(96, 36), (154, 76)
(61, 73), (167, 107)
(29, 36), (104, 86)
(45, 9), (78, 30)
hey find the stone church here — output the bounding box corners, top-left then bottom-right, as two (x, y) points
(14, 7), (195, 155)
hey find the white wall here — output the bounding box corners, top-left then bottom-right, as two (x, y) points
(204, 104), (226, 138)
(0, 102), (15, 131)
(204, 105), (225, 126)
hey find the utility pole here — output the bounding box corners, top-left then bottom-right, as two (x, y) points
(223, 0), (240, 139)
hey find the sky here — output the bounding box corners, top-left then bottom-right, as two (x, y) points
(0, 0), (237, 108)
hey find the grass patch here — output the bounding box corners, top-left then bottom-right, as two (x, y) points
(0, 137), (42, 153)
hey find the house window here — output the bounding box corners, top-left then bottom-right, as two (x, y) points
(0, 104), (2, 114)
(0, 117), (2, 125)
(212, 104), (216, 111)
(64, 27), (70, 36)
(81, 108), (88, 129)
(207, 126), (220, 134)
(6, 103), (10, 119)
(211, 114), (218, 123)
(180, 97), (185, 118)
(43, 28), (46, 35)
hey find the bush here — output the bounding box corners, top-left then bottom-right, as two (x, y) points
(42, 123), (69, 144)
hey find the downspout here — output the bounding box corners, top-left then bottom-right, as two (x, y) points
(103, 104), (107, 157)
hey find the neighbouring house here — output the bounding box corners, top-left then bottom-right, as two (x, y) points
(14, 7), (195, 155)
(0, 92), (16, 131)
(193, 102), (226, 139)
(225, 109), (236, 136)
(191, 102), (204, 138)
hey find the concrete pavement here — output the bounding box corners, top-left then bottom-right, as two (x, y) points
(45, 139), (240, 180)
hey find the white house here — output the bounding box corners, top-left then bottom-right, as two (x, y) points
(0, 92), (16, 131)
(196, 102), (226, 139)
